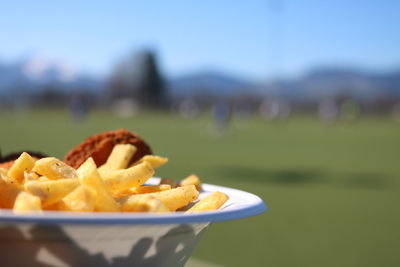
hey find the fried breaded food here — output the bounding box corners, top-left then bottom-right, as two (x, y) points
(64, 129), (152, 169)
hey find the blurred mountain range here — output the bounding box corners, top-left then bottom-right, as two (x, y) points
(170, 68), (400, 102)
(168, 71), (257, 97)
(0, 57), (399, 102)
(267, 68), (400, 101)
(0, 58), (103, 94)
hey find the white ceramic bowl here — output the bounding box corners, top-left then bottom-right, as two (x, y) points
(0, 178), (267, 267)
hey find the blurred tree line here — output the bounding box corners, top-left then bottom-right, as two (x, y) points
(108, 49), (167, 109)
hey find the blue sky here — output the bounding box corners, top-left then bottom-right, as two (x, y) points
(0, 0), (399, 81)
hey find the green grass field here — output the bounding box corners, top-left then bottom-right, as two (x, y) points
(1, 110), (400, 266)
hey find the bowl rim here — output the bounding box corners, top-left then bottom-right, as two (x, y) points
(0, 178), (267, 225)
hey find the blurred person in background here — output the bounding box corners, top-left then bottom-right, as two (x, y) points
(68, 91), (90, 122)
(259, 98), (291, 121)
(318, 99), (339, 123)
(212, 101), (231, 135)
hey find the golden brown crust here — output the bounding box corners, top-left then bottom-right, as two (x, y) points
(64, 129), (152, 169)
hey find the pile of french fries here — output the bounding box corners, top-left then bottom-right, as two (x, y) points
(0, 144), (229, 214)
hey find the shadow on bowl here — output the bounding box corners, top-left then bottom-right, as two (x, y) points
(0, 222), (209, 267)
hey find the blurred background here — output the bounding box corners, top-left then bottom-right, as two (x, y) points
(1, 0), (399, 266)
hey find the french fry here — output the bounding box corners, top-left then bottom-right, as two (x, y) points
(120, 185), (199, 211)
(77, 157), (119, 212)
(38, 176), (50, 182)
(111, 189), (135, 198)
(24, 171), (39, 182)
(32, 157), (77, 180)
(131, 184), (171, 194)
(120, 195), (169, 212)
(0, 168), (7, 176)
(186, 191), (229, 213)
(7, 152), (35, 183)
(102, 161), (154, 194)
(113, 184), (172, 198)
(98, 144), (137, 176)
(1, 172), (23, 190)
(56, 185), (97, 212)
(97, 165), (110, 177)
(0, 148), (229, 214)
(132, 155), (168, 169)
(25, 178), (80, 207)
(159, 178), (177, 188)
(180, 174), (202, 191)
(0, 174), (22, 208)
(13, 191), (42, 213)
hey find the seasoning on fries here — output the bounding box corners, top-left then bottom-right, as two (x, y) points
(0, 130), (229, 213)
(186, 192), (229, 213)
